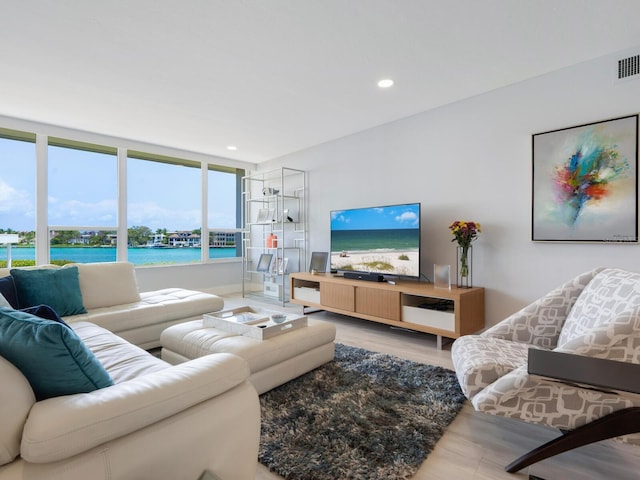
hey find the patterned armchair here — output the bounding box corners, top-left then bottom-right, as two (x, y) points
(452, 267), (640, 472)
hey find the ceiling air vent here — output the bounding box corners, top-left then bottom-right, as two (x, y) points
(617, 54), (640, 81)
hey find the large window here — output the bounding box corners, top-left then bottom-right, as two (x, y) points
(0, 126), (243, 267)
(48, 139), (118, 264)
(0, 130), (37, 266)
(128, 154), (202, 265)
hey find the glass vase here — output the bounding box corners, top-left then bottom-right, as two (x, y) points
(456, 245), (472, 288)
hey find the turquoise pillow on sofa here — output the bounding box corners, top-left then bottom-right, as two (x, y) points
(10, 267), (87, 317)
(0, 307), (114, 400)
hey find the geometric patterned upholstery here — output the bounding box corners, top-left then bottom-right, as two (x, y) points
(558, 268), (640, 363)
(451, 335), (533, 399)
(481, 268), (604, 349)
(452, 267), (640, 446)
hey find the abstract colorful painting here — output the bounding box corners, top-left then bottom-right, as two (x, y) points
(532, 115), (638, 242)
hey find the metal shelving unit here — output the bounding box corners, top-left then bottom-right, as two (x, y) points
(241, 167), (306, 305)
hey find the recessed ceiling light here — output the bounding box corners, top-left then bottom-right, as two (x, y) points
(227, 145), (237, 151)
(377, 79), (394, 88)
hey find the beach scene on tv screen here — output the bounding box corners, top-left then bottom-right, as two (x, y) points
(330, 203), (420, 277)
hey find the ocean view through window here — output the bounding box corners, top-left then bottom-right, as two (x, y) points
(1, 128), (243, 267)
(0, 130), (37, 265)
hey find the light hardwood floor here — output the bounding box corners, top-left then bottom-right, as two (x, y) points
(223, 296), (640, 480)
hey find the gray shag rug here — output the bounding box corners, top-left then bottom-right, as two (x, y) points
(258, 343), (466, 480)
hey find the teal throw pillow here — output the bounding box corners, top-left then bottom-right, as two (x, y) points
(0, 307), (114, 400)
(10, 267), (87, 317)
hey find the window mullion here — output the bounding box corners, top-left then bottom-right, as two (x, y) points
(117, 148), (128, 261)
(35, 134), (49, 265)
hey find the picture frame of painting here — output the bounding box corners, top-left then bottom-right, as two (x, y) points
(532, 114), (638, 243)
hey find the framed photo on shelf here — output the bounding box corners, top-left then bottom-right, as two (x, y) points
(256, 208), (270, 223)
(256, 253), (273, 272)
(532, 114), (638, 243)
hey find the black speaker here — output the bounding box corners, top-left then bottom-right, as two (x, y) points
(343, 271), (384, 282)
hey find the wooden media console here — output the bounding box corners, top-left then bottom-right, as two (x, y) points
(289, 272), (485, 349)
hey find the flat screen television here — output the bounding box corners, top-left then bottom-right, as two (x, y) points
(330, 202), (421, 278)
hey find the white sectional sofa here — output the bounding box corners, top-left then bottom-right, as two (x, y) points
(0, 261), (261, 479)
(0, 261), (224, 349)
(0, 317), (260, 480)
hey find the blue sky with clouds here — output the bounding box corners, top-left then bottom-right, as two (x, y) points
(1, 138), (236, 232)
(330, 203), (420, 231)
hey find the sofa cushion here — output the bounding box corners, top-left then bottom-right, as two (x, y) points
(71, 321), (169, 383)
(0, 307), (114, 400)
(67, 261), (141, 310)
(558, 268), (640, 361)
(0, 354), (35, 466)
(11, 266), (87, 316)
(67, 288), (224, 334)
(0, 276), (18, 309)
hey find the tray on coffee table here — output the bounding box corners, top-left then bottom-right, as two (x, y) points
(203, 306), (307, 340)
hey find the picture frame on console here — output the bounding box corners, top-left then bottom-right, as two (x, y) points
(532, 114), (638, 243)
(434, 264), (451, 290)
(309, 252), (329, 273)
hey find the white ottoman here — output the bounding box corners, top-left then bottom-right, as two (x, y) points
(160, 318), (336, 394)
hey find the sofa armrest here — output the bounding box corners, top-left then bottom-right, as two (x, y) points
(21, 353), (251, 463)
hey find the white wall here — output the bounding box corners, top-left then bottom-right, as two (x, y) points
(134, 259), (243, 295)
(261, 47), (640, 327)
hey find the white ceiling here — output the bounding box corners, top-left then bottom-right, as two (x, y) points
(3, 1), (640, 164)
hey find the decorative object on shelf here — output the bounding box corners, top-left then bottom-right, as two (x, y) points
(256, 208), (270, 223)
(272, 257), (288, 275)
(449, 221), (481, 288)
(532, 114), (638, 243)
(262, 187), (280, 196)
(281, 208), (295, 222)
(266, 233), (278, 248)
